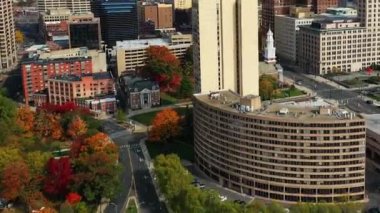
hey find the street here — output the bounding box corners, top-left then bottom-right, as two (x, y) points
(282, 68), (380, 114)
(101, 120), (166, 213)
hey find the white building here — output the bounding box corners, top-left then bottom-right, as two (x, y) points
(0, 0), (17, 72)
(193, 0), (259, 96)
(112, 34), (192, 75)
(264, 29), (276, 64)
(298, 0), (380, 75)
(165, 0), (192, 10)
(37, 0), (90, 14)
(275, 12), (315, 63)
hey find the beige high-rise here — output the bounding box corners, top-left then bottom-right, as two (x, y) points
(37, 0), (91, 14)
(0, 0), (17, 72)
(193, 0), (259, 96)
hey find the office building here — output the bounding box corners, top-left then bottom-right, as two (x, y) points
(47, 72), (115, 105)
(193, 91), (366, 203)
(139, 3), (173, 33)
(275, 7), (315, 63)
(68, 14), (101, 49)
(298, 0), (380, 74)
(0, 0), (17, 72)
(21, 47), (106, 103)
(193, 0), (259, 96)
(312, 0), (339, 14)
(363, 114), (380, 171)
(113, 33), (192, 75)
(91, 0), (138, 46)
(167, 0), (192, 10)
(261, 0), (297, 35)
(38, 0), (91, 14)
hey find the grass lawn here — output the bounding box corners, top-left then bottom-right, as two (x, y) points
(160, 92), (178, 106)
(368, 93), (380, 101)
(146, 140), (194, 162)
(274, 87), (305, 99)
(126, 199), (138, 213)
(130, 107), (191, 126)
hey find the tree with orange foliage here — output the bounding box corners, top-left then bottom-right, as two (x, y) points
(67, 116), (87, 139)
(16, 106), (35, 133)
(80, 132), (117, 154)
(0, 161), (30, 201)
(148, 108), (181, 143)
(34, 111), (63, 140)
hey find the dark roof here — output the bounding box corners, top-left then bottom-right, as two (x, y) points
(130, 80), (159, 92)
(22, 56), (92, 65)
(51, 72), (112, 82)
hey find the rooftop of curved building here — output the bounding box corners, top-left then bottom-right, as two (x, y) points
(194, 90), (363, 122)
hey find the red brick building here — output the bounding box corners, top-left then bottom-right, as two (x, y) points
(262, 0), (297, 35)
(312, 0), (339, 14)
(47, 72), (115, 106)
(21, 57), (93, 104)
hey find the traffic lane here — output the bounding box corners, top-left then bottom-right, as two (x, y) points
(130, 145), (165, 213)
(104, 135), (133, 213)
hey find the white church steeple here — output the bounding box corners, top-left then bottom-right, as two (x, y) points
(264, 28), (276, 64)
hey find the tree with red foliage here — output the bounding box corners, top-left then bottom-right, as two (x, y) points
(16, 106), (35, 133)
(148, 108), (181, 142)
(66, 192), (81, 205)
(0, 161), (31, 201)
(44, 157), (72, 196)
(143, 46), (182, 92)
(67, 116), (87, 139)
(39, 102), (90, 115)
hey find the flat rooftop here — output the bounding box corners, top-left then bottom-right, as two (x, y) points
(115, 38), (170, 50)
(362, 114), (380, 134)
(194, 90), (362, 122)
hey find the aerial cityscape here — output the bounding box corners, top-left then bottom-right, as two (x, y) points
(0, 0), (380, 212)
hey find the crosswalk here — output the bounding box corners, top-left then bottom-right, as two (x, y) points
(119, 143), (141, 150)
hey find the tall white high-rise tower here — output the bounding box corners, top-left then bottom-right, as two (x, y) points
(264, 29), (276, 64)
(193, 0), (259, 96)
(0, 0), (17, 72)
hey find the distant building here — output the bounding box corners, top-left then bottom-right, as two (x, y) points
(112, 33), (192, 75)
(0, 0), (17, 72)
(275, 7), (315, 63)
(68, 13), (101, 49)
(312, 0), (339, 14)
(165, 0), (192, 10)
(320, 7), (357, 18)
(21, 47), (106, 103)
(91, 0), (138, 46)
(139, 2), (173, 33)
(121, 75), (160, 110)
(298, 0), (380, 74)
(37, 0), (91, 14)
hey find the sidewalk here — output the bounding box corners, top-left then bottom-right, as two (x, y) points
(127, 101), (192, 118)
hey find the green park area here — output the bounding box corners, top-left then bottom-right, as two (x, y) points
(131, 107), (194, 162)
(130, 107), (189, 126)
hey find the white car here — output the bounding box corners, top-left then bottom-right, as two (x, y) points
(219, 195), (227, 202)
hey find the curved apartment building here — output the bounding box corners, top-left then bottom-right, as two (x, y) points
(193, 91), (366, 203)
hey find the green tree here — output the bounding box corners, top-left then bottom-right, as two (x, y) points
(116, 109), (126, 124)
(74, 202), (88, 213)
(0, 94), (17, 143)
(267, 202), (286, 213)
(177, 75), (193, 98)
(0, 147), (23, 173)
(246, 200), (268, 213)
(26, 151), (52, 178)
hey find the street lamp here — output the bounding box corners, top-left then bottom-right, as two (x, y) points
(109, 202), (117, 213)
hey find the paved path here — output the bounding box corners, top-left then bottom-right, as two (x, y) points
(127, 102), (192, 118)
